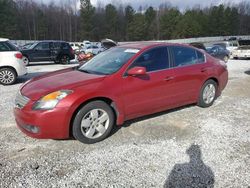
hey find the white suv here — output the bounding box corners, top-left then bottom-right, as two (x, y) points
(0, 38), (27, 85)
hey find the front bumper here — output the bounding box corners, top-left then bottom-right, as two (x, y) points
(14, 107), (70, 139)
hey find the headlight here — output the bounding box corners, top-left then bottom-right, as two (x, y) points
(33, 90), (73, 110)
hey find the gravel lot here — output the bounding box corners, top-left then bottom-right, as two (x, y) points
(0, 60), (249, 188)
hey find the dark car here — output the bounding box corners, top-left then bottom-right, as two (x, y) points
(189, 42), (206, 51)
(206, 45), (230, 62)
(14, 42), (228, 144)
(21, 42), (35, 50)
(21, 41), (75, 66)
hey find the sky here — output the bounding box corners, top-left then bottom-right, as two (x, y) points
(91, 0), (245, 10)
(40, 0), (248, 10)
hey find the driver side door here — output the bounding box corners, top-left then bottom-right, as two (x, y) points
(32, 42), (51, 61)
(122, 46), (175, 120)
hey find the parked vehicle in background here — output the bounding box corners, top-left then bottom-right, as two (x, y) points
(84, 45), (103, 55)
(214, 41), (238, 53)
(70, 43), (80, 52)
(189, 42), (206, 51)
(206, 45), (230, 62)
(0, 38), (27, 85)
(101, 38), (117, 50)
(21, 41), (75, 65)
(14, 42), (228, 144)
(232, 40), (250, 59)
(21, 43), (35, 50)
(83, 40), (91, 48)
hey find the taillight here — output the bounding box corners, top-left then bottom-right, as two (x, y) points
(15, 53), (23, 59)
(70, 47), (74, 55)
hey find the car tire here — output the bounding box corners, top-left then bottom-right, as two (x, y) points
(223, 56), (229, 63)
(60, 55), (70, 64)
(198, 79), (217, 108)
(23, 56), (29, 66)
(0, 68), (17, 85)
(72, 101), (115, 144)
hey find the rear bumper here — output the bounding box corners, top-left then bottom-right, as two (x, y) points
(12, 59), (27, 76)
(232, 52), (250, 58)
(218, 69), (228, 94)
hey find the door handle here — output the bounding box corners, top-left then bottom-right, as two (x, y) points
(164, 76), (174, 81)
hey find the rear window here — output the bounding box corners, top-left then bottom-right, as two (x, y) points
(0, 41), (18, 52)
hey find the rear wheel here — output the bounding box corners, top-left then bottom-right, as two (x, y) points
(72, 101), (115, 144)
(23, 56), (29, 66)
(0, 68), (17, 85)
(223, 56), (229, 63)
(198, 80), (217, 108)
(60, 55), (70, 64)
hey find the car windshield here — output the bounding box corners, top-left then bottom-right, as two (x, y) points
(78, 47), (139, 75)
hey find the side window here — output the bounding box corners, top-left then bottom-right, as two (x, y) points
(196, 51), (205, 63)
(130, 47), (169, 72)
(172, 46), (198, 67)
(0, 42), (11, 51)
(35, 42), (49, 50)
(62, 43), (69, 50)
(53, 42), (61, 50)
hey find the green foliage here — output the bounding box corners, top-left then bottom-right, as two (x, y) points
(0, 0), (249, 41)
(105, 4), (119, 40)
(80, 0), (95, 40)
(127, 14), (147, 41)
(0, 0), (18, 39)
(160, 8), (181, 39)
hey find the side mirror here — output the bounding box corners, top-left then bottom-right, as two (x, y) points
(127, 66), (146, 76)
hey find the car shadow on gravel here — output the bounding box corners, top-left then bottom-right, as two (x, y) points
(164, 144), (215, 188)
(109, 104), (195, 138)
(245, 70), (250, 75)
(16, 72), (49, 84)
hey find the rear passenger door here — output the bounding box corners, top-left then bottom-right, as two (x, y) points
(170, 46), (208, 104)
(51, 42), (61, 60)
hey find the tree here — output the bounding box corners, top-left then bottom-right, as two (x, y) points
(125, 5), (135, 40)
(104, 4), (119, 40)
(0, 0), (18, 39)
(80, 0), (95, 40)
(127, 13), (147, 41)
(173, 11), (202, 38)
(145, 6), (157, 40)
(160, 8), (181, 39)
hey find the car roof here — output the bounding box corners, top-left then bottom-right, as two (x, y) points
(0, 38), (9, 42)
(37, 40), (67, 43)
(118, 42), (190, 50)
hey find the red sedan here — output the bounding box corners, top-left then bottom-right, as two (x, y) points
(14, 43), (228, 144)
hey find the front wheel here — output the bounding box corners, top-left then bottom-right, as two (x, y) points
(0, 68), (17, 85)
(198, 80), (217, 108)
(72, 101), (115, 144)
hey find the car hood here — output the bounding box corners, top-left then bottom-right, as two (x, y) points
(21, 67), (106, 100)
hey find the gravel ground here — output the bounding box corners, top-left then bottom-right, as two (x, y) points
(0, 60), (249, 188)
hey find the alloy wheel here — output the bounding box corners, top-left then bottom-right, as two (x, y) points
(23, 56), (29, 66)
(0, 69), (15, 85)
(203, 84), (216, 104)
(80, 109), (110, 139)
